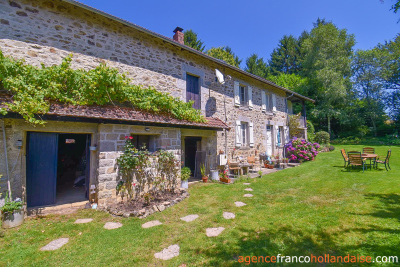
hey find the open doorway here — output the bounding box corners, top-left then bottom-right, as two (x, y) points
(184, 137), (202, 178)
(56, 134), (90, 205)
(26, 132), (91, 207)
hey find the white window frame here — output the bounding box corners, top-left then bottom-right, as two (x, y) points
(239, 85), (248, 106)
(235, 121), (254, 148)
(234, 81), (253, 109)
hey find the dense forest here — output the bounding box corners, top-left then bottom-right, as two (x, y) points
(184, 3), (399, 142)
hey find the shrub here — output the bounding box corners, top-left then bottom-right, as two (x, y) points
(315, 131), (330, 145)
(180, 167), (191, 181)
(284, 137), (320, 163)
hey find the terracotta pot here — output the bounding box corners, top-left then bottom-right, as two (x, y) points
(202, 176), (208, 183)
(268, 165), (274, 169)
(264, 163), (268, 168)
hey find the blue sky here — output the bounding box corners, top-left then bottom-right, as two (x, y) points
(78, 0), (399, 68)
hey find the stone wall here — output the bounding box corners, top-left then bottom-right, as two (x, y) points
(0, 0), (299, 201)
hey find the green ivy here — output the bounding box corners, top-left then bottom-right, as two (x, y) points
(0, 50), (206, 125)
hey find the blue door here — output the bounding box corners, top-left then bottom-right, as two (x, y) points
(27, 132), (58, 207)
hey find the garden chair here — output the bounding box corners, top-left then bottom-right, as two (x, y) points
(347, 151), (366, 172)
(228, 160), (241, 177)
(374, 150), (391, 171)
(247, 156), (256, 172)
(340, 149), (349, 168)
(362, 147), (375, 154)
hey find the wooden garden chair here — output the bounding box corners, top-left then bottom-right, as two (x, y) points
(247, 156), (256, 172)
(374, 150), (391, 171)
(362, 147), (375, 154)
(340, 149), (349, 168)
(228, 160), (241, 177)
(347, 151), (366, 172)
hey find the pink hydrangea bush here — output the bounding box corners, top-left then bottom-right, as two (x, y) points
(284, 137), (320, 162)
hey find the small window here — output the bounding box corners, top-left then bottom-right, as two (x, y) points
(239, 85), (248, 106)
(130, 134), (156, 152)
(240, 122), (249, 146)
(65, 139), (75, 144)
(277, 126), (283, 146)
(266, 125), (272, 131)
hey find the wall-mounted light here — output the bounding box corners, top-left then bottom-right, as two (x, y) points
(145, 127), (150, 132)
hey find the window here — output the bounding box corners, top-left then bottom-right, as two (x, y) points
(277, 126), (283, 147)
(130, 134), (156, 152)
(186, 74), (200, 109)
(241, 122), (248, 146)
(262, 92), (275, 112)
(239, 85), (248, 106)
(234, 81), (253, 109)
(235, 120), (254, 148)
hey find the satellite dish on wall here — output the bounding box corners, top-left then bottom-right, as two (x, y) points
(215, 69), (225, 84)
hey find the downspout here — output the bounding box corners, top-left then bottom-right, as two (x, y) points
(1, 119), (12, 199)
(223, 68), (228, 159)
(284, 93), (294, 159)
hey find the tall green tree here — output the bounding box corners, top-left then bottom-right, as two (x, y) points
(352, 49), (386, 136)
(207, 46), (242, 68)
(184, 29), (205, 52)
(245, 54), (268, 78)
(269, 35), (301, 75)
(300, 20), (355, 134)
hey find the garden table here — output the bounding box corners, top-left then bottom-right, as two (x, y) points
(240, 163), (252, 175)
(362, 153), (378, 170)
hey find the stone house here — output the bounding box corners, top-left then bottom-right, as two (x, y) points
(0, 0), (313, 209)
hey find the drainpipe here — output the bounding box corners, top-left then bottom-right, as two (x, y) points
(283, 93), (294, 159)
(1, 119), (12, 199)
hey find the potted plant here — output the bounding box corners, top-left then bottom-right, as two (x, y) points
(1, 192), (24, 229)
(219, 169), (231, 183)
(200, 165), (208, 183)
(180, 167), (191, 189)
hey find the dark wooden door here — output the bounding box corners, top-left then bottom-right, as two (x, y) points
(186, 74), (200, 109)
(26, 132), (58, 207)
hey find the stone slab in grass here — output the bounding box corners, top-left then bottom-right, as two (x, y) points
(223, 212), (235, 219)
(154, 244), (180, 260)
(243, 194), (253, 198)
(243, 183), (251, 185)
(74, 218), (93, 224)
(142, 220), (162, 228)
(40, 238), (69, 251)
(244, 188), (253, 191)
(180, 214), (199, 222)
(104, 222), (123, 230)
(235, 201), (247, 207)
(206, 227), (225, 237)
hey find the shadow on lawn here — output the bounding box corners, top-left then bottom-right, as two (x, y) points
(364, 193), (400, 223)
(197, 212), (400, 266)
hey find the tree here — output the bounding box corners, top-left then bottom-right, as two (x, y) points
(269, 35), (302, 75)
(207, 46), (242, 68)
(245, 54), (268, 78)
(352, 49), (386, 136)
(184, 29), (205, 52)
(300, 20), (355, 134)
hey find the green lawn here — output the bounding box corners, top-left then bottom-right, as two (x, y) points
(1, 145), (399, 266)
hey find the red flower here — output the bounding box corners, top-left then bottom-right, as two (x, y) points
(125, 136), (128, 139)
(129, 136), (133, 140)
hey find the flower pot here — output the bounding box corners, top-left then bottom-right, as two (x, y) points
(210, 170), (219, 181)
(181, 180), (188, 189)
(264, 163), (268, 168)
(220, 177), (231, 183)
(268, 165), (274, 169)
(202, 176), (208, 183)
(2, 209), (24, 229)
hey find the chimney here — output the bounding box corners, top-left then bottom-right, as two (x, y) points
(173, 27), (184, 44)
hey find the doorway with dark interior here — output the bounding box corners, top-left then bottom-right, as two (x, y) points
(56, 134), (90, 205)
(26, 132), (91, 207)
(184, 137), (201, 178)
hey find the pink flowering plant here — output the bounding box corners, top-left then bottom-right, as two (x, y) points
(284, 137), (320, 163)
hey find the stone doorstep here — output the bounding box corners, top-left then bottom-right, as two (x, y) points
(27, 201), (89, 217)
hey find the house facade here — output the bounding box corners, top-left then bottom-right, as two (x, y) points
(0, 0), (312, 208)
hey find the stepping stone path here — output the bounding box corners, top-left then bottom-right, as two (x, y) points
(243, 194), (253, 198)
(142, 220), (162, 228)
(180, 214), (199, 222)
(104, 222), (123, 230)
(235, 201), (247, 207)
(243, 183), (251, 185)
(40, 238), (69, 251)
(206, 227), (225, 237)
(244, 188), (253, 191)
(223, 212), (235, 219)
(74, 218), (93, 224)
(154, 244), (180, 260)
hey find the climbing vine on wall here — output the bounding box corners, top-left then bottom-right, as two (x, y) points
(0, 50), (206, 125)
